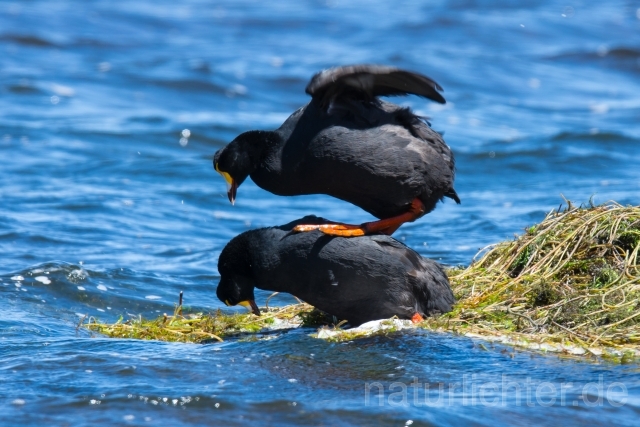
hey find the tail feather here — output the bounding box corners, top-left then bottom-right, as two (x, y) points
(445, 188), (461, 204)
(414, 259), (455, 316)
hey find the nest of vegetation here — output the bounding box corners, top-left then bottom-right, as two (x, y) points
(424, 202), (640, 359)
(84, 202), (640, 361)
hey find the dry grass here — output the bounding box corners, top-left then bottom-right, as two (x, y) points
(84, 202), (640, 361)
(423, 201), (640, 360)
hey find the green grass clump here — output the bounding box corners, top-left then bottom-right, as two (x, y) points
(422, 202), (640, 354)
(85, 303), (318, 343)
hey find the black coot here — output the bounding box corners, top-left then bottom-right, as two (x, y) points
(216, 216), (455, 326)
(213, 65), (459, 237)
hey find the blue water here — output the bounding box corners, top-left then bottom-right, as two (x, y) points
(2, 1), (640, 425)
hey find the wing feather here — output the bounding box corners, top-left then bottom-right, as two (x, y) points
(306, 65), (445, 107)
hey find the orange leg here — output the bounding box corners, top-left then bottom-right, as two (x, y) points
(293, 198), (425, 237)
(411, 313), (424, 323)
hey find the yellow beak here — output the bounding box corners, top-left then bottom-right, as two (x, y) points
(214, 163), (237, 205)
(238, 300), (261, 316)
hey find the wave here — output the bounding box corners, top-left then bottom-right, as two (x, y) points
(551, 130), (638, 143)
(144, 78), (230, 95)
(6, 83), (44, 95)
(0, 33), (56, 47)
(0, 262), (214, 324)
(547, 47), (640, 72)
(552, 47), (640, 61)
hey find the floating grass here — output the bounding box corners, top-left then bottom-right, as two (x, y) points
(85, 302), (320, 343)
(84, 202), (640, 361)
(422, 201), (640, 360)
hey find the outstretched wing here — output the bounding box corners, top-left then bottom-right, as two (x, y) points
(306, 65), (445, 108)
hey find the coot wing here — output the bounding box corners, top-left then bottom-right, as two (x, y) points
(305, 65), (445, 107)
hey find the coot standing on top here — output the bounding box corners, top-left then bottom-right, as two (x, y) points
(216, 216), (455, 326)
(213, 65), (460, 236)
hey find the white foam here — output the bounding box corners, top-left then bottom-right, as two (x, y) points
(35, 276), (51, 285)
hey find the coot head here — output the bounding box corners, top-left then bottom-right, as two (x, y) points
(216, 274), (260, 316)
(216, 234), (261, 315)
(213, 130), (270, 205)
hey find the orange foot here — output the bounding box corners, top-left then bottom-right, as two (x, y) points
(411, 313), (424, 324)
(292, 198), (426, 237)
(292, 223), (366, 237)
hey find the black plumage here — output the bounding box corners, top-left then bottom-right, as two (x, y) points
(213, 64), (460, 236)
(216, 216), (455, 326)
